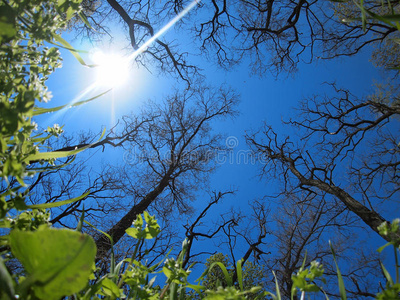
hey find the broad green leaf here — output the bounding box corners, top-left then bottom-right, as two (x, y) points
(101, 278), (121, 297)
(10, 228), (96, 300)
(163, 266), (173, 279)
(126, 227), (141, 239)
(0, 3), (17, 44)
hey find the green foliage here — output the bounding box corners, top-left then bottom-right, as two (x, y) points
(199, 253), (267, 299)
(0, 0), (99, 299)
(333, 0), (400, 31)
(202, 253), (233, 290)
(291, 259), (326, 299)
(376, 220), (400, 300)
(332, 0), (400, 70)
(126, 211), (161, 240)
(10, 228), (96, 299)
(0, 0), (89, 219)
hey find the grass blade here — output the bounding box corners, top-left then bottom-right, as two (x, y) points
(33, 89), (111, 116)
(27, 191), (90, 209)
(237, 259), (244, 291)
(330, 241), (347, 300)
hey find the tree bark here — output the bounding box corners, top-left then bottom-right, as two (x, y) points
(287, 159), (400, 243)
(95, 168), (173, 260)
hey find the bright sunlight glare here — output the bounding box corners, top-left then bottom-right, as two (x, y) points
(92, 51), (130, 88)
(89, 0), (199, 89)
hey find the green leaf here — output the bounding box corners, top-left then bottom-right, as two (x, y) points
(380, 260), (394, 285)
(126, 227), (141, 239)
(163, 266), (173, 279)
(84, 220), (115, 268)
(0, 3), (17, 44)
(25, 127), (106, 162)
(51, 34), (92, 67)
(330, 241), (347, 300)
(377, 242), (392, 253)
(76, 206), (85, 232)
(26, 191), (90, 209)
(273, 271), (281, 300)
(0, 256), (15, 300)
(78, 11), (94, 29)
(33, 89), (111, 116)
(84, 220), (113, 244)
(186, 283), (205, 294)
(101, 278), (121, 297)
(378, 14), (400, 22)
(236, 259), (244, 292)
(24, 147), (87, 162)
(10, 228), (96, 300)
(207, 262), (232, 287)
(126, 213), (161, 240)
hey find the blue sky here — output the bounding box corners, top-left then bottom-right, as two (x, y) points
(34, 9), (396, 283)
(42, 32), (383, 207)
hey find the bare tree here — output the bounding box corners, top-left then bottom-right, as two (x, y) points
(262, 192), (381, 299)
(1, 117), (150, 228)
(74, 0), (400, 77)
(246, 83), (400, 242)
(4, 84), (238, 265)
(73, 0), (203, 85)
(95, 85), (238, 259)
(181, 190), (238, 268)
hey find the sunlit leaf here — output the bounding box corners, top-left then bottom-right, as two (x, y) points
(100, 278), (121, 298)
(25, 191), (90, 209)
(33, 90), (111, 116)
(10, 228), (96, 300)
(237, 259), (244, 292)
(51, 34), (93, 67)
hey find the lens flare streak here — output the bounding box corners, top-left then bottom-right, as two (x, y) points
(127, 0), (199, 62)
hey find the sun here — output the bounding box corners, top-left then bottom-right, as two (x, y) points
(91, 51), (130, 88)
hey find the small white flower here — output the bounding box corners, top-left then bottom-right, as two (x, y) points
(32, 121), (38, 131)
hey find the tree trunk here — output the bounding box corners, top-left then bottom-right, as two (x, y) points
(289, 161), (400, 243)
(95, 171), (172, 260)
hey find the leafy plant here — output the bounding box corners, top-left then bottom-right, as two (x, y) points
(0, 0), (102, 299)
